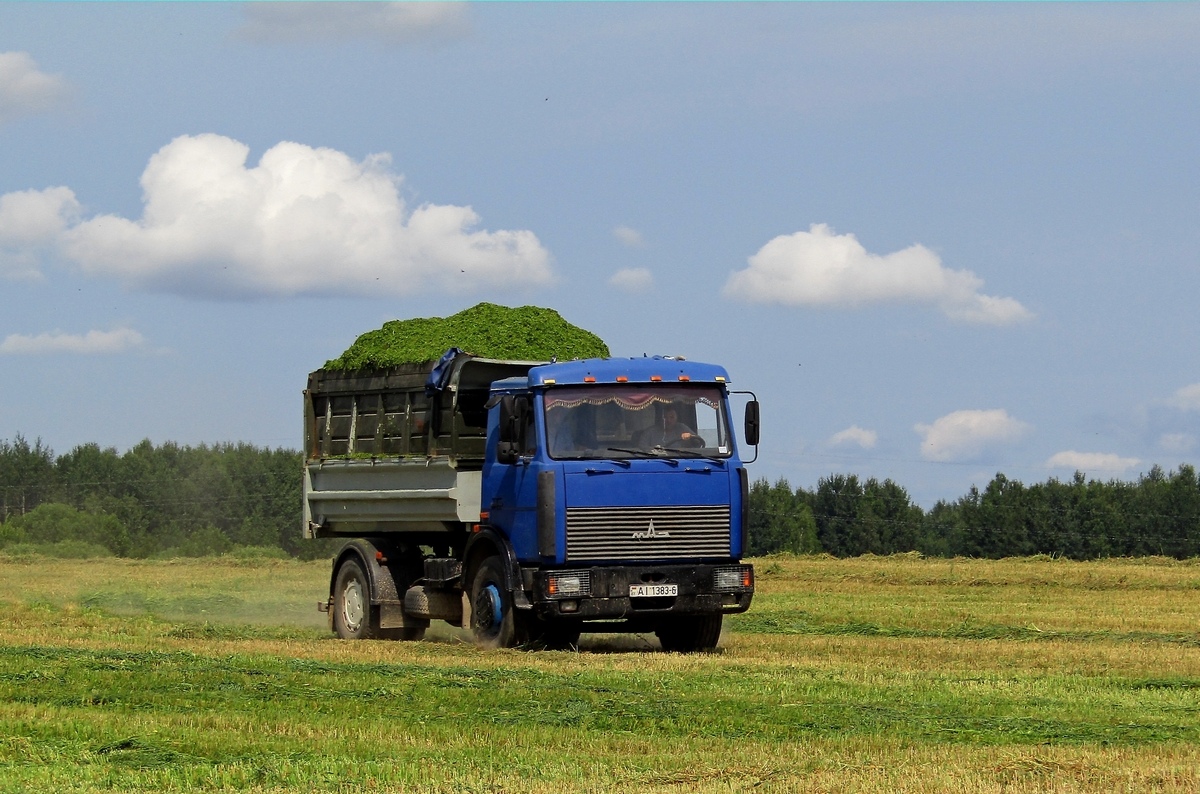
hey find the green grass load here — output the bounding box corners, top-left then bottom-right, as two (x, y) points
(324, 303), (610, 371)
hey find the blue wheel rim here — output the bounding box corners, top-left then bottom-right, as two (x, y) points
(484, 583), (503, 629)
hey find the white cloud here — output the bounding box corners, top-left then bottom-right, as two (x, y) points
(0, 327), (145, 355)
(1167, 383), (1200, 412)
(1045, 451), (1141, 475)
(0, 187), (81, 245)
(1, 133), (553, 299)
(915, 408), (1030, 462)
(613, 225), (646, 248)
(609, 267), (653, 292)
(238, 2), (469, 45)
(0, 186), (80, 281)
(829, 425), (877, 449)
(723, 223), (1032, 325)
(0, 51), (69, 124)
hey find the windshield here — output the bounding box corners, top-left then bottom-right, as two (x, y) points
(544, 384), (732, 460)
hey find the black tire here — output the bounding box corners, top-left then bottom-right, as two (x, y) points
(378, 548), (428, 641)
(656, 614), (722, 653)
(469, 555), (526, 649)
(333, 559), (375, 640)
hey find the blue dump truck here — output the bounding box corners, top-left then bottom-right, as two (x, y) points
(304, 349), (759, 652)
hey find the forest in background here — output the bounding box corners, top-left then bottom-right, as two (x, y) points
(2, 435), (1198, 560)
(0, 435), (315, 560)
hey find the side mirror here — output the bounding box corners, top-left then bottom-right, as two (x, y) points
(497, 441), (519, 465)
(744, 400), (760, 447)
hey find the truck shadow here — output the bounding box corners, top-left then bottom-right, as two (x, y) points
(420, 624), (725, 654)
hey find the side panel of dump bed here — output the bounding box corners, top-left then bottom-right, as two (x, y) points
(304, 458), (481, 537)
(303, 354), (539, 539)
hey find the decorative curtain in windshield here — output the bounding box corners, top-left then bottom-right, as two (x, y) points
(543, 385), (729, 460)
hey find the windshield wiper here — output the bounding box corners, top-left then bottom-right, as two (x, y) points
(605, 447), (656, 465)
(607, 446), (680, 466)
(600, 455), (632, 468)
(657, 447), (727, 466)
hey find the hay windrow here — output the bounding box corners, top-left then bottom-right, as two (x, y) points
(323, 303), (610, 371)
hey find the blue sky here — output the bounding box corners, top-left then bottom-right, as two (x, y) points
(1, 2), (1198, 506)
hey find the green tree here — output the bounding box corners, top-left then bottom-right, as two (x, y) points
(813, 474), (865, 557)
(859, 478), (923, 554)
(4, 502), (129, 555)
(746, 477), (819, 556)
(0, 435), (57, 520)
(54, 442), (123, 508)
(919, 499), (967, 557)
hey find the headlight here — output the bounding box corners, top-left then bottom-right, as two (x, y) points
(546, 570), (590, 598)
(713, 565), (753, 592)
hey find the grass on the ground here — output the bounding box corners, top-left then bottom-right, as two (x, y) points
(1, 553), (1198, 793)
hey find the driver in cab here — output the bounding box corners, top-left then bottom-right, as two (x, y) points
(643, 405), (700, 448)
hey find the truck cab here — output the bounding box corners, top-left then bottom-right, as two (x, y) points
(468, 356), (756, 650)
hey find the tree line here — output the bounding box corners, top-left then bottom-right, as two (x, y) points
(747, 468), (1200, 560)
(2, 434), (1198, 560)
(0, 435), (312, 559)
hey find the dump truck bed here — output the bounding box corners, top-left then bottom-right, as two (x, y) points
(302, 351), (541, 538)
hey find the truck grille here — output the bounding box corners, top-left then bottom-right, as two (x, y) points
(565, 505), (731, 562)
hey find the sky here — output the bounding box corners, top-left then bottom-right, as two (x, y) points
(1, 2), (1198, 507)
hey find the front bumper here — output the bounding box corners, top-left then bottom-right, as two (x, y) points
(526, 563), (754, 621)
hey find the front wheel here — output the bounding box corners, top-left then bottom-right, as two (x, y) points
(656, 614), (722, 653)
(469, 556), (526, 649)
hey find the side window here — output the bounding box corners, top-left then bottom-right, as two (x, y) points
(492, 394), (535, 462)
(693, 400), (723, 448)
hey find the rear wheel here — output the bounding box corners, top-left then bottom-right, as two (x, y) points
(656, 614), (722, 653)
(333, 555), (427, 641)
(333, 559), (375, 640)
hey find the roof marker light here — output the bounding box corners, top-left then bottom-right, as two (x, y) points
(678, 374), (690, 382)
(651, 375), (663, 382)
(584, 375), (596, 383)
(616, 375), (628, 383)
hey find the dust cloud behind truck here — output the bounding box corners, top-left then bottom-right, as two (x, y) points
(304, 348), (759, 651)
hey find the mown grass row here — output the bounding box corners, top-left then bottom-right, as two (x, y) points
(2, 554), (1199, 792)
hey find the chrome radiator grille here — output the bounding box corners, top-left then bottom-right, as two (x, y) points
(565, 505), (731, 561)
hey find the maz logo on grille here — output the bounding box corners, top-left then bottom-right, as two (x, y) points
(632, 520), (670, 540)
(566, 504), (731, 562)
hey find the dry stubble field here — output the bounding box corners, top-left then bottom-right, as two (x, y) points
(1, 552), (1198, 793)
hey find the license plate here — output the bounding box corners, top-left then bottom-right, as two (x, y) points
(629, 584), (678, 598)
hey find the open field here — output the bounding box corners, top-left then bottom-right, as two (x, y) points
(2, 553), (1199, 792)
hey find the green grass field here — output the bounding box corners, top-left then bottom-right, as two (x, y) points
(2, 553), (1198, 792)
